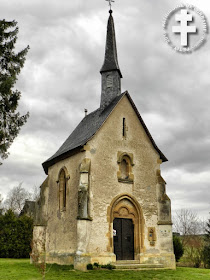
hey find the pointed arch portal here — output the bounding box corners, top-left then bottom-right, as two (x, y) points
(107, 194), (144, 261)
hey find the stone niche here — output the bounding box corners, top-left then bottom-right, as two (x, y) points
(117, 152), (134, 184)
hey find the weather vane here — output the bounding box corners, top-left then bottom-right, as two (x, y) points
(106, 0), (115, 10)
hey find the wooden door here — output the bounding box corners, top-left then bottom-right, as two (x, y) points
(113, 218), (134, 260)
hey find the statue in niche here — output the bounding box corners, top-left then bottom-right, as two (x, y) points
(78, 182), (88, 219)
(121, 159), (129, 179)
(77, 158), (91, 220)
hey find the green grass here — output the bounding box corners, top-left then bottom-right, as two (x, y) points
(0, 259), (210, 280)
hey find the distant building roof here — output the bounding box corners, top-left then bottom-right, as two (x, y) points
(42, 91), (167, 174)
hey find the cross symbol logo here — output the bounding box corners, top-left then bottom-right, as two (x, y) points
(172, 9), (196, 47)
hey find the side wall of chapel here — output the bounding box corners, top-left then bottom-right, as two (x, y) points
(43, 151), (85, 264)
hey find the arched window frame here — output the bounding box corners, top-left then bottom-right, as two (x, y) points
(117, 152), (134, 183)
(106, 74), (113, 88)
(57, 167), (70, 211)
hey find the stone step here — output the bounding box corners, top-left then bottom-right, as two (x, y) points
(116, 260), (140, 264)
(114, 263), (164, 270)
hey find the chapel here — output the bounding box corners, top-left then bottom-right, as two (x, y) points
(32, 8), (175, 270)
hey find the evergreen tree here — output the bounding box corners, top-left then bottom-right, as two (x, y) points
(0, 19), (29, 163)
(173, 235), (184, 262)
(0, 209), (33, 258)
(203, 215), (210, 268)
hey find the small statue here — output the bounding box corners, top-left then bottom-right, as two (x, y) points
(78, 183), (88, 219)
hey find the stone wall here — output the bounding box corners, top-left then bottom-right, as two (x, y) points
(80, 95), (175, 268)
(44, 151), (85, 264)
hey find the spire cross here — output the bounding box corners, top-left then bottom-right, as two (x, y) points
(106, 0), (115, 10)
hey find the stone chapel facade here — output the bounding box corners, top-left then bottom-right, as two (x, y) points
(32, 10), (175, 270)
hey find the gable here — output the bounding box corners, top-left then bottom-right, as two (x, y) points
(88, 94), (166, 162)
(42, 91), (167, 174)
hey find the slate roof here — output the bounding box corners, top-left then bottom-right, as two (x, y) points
(100, 10), (122, 78)
(42, 91), (167, 174)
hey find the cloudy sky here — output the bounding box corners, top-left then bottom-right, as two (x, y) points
(1, 0), (210, 219)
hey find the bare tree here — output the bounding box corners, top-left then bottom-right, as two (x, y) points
(31, 186), (40, 201)
(173, 209), (205, 267)
(173, 209), (202, 237)
(4, 183), (32, 214)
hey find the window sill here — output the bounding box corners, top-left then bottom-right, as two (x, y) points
(118, 178), (134, 184)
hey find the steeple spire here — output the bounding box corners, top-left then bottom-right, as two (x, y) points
(100, 10), (122, 109)
(100, 10), (122, 77)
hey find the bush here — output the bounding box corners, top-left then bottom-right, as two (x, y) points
(0, 209), (33, 258)
(87, 263), (93, 270)
(101, 263), (116, 270)
(173, 235), (184, 262)
(87, 263), (116, 270)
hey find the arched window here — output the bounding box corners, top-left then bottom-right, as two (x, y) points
(106, 75), (113, 88)
(58, 168), (69, 211)
(117, 152), (134, 183)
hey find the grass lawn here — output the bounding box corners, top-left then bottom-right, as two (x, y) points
(0, 259), (210, 280)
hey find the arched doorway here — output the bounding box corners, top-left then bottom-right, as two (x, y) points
(107, 194), (144, 261)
